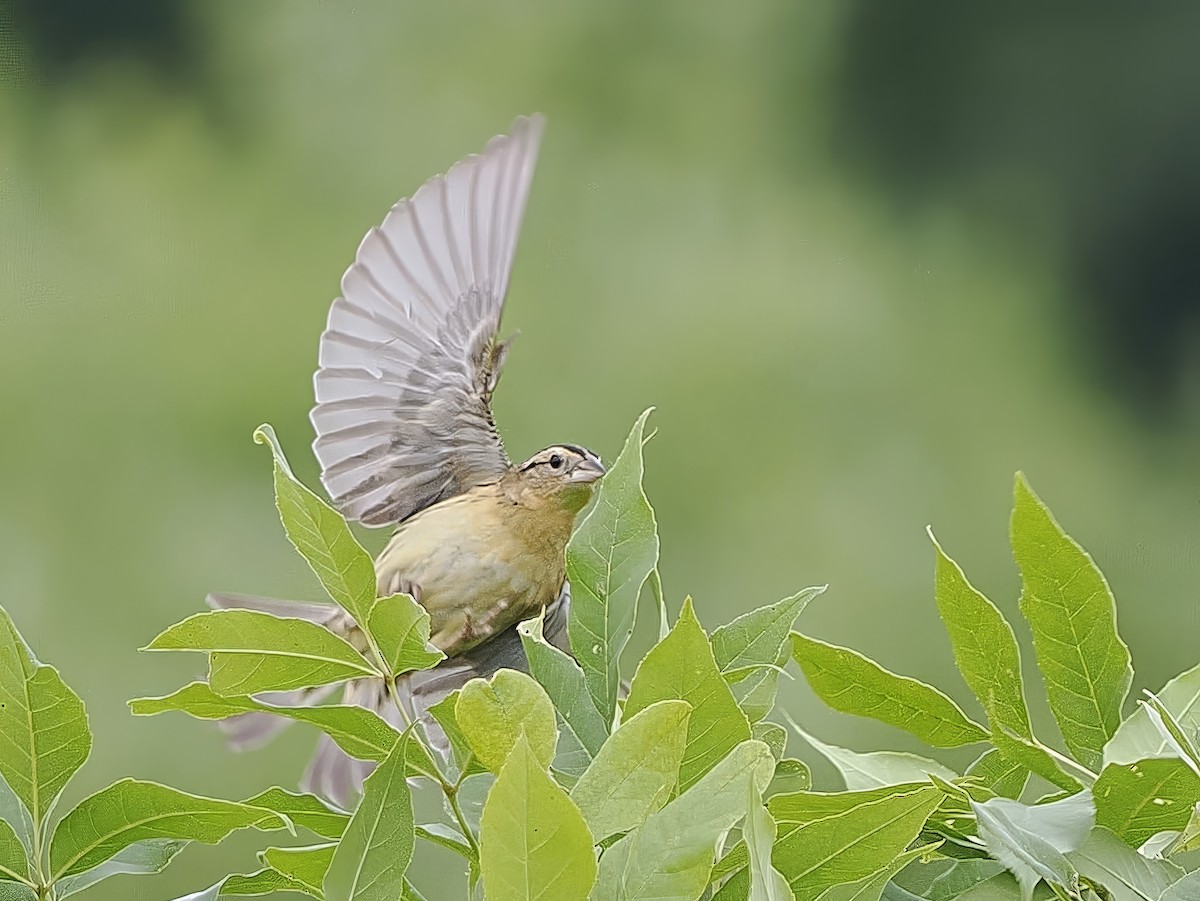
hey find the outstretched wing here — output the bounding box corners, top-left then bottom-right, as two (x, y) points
(311, 114), (545, 526)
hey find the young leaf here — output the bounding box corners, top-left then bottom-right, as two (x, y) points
(567, 407), (659, 725)
(0, 818), (28, 884)
(456, 669), (557, 774)
(966, 750), (1028, 800)
(929, 533), (1032, 742)
(768, 784), (943, 901)
(812, 843), (939, 901)
(54, 839), (188, 898)
(790, 633), (988, 748)
(263, 843), (336, 896)
(323, 736), (414, 901)
(569, 700), (690, 841)
(791, 723), (957, 791)
(711, 587), (825, 681)
(480, 735), (597, 901)
(1011, 474), (1132, 772)
(624, 598), (750, 791)
(131, 682), (414, 770)
(746, 784), (790, 901)
(1092, 758), (1200, 848)
(143, 610), (376, 695)
(592, 739), (774, 901)
(367, 594), (443, 676)
(244, 788), (349, 840)
(48, 779), (286, 879)
(1065, 826), (1184, 901)
(519, 611), (609, 772)
(969, 791), (1094, 901)
(0, 606), (92, 823)
(254, 424), (376, 627)
(1106, 661), (1200, 766)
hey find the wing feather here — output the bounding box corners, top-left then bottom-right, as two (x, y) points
(311, 115), (544, 526)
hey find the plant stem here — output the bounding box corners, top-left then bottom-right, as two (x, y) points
(382, 676), (482, 860)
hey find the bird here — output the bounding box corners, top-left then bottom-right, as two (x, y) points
(208, 114), (604, 805)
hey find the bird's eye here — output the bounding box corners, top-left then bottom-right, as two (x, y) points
(549, 454), (564, 470)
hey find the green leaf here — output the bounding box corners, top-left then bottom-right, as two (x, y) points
(48, 779), (286, 879)
(1161, 872), (1200, 901)
(170, 866), (312, 900)
(1106, 661), (1200, 766)
(984, 727), (1082, 794)
(1066, 826), (1184, 901)
(731, 667), (781, 725)
(970, 791), (1094, 901)
(592, 739), (774, 901)
(568, 408), (660, 725)
(254, 424), (376, 627)
(813, 843), (939, 901)
(481, 735), (597, 901)
(519, 611), (609, 776)
(929, 533), (1032, 742)
(791, 723), (957, 791)
(367, 593), (443, 676)
(790, 633), (988, 748)
(0, 776), (32, 856)
(920, 860), (1007, 901)
(244, 788), (349, 840)
(769, 759), (813, 796)
(267, 843), (335, 897)
(143, 610), (376, 695)
(768, 784), (943, 901)
(753, 721), (787, 761)
(427, 691), (488, 779)
(323, 735), (414, 901)
(1011, 474), (1132, 772)
(569, 700), (690, 841)
(54, 839), (189, 898)
(624, 598), (750, 792)
(1092, 758), (1200, 848)
(415, 823), (474, 860)
(711, 587), (825, 681)
(0, 606), (92, 823)
(1140, 691), (1200, 776)
(0, 885), (34, 901)
(130, 682), (420, 771)
(966, 750), (1028, 800)
(457, 669), (558, 774)
(746, 784), (790, 901)
(0, 817), (28, 884)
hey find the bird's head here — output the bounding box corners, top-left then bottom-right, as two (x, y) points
(516, 444), (605, 512)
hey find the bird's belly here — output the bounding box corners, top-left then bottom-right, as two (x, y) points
(374, 508), (562, 656)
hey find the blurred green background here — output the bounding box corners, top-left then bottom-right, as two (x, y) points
(3, 1), (1200, 896)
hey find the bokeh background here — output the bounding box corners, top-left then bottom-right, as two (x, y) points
(3, 1), (1200, 896)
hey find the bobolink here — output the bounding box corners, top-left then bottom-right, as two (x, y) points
(211, 114), (602, 804)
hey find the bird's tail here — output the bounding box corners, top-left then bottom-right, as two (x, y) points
(204, 586), (573, 807)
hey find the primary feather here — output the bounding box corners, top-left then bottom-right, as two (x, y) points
(311, 114), (545, 526)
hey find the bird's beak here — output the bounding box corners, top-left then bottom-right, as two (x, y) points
(569, 454), (606, 483)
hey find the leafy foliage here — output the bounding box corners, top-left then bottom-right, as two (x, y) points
(5, 417), (1200, 900)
